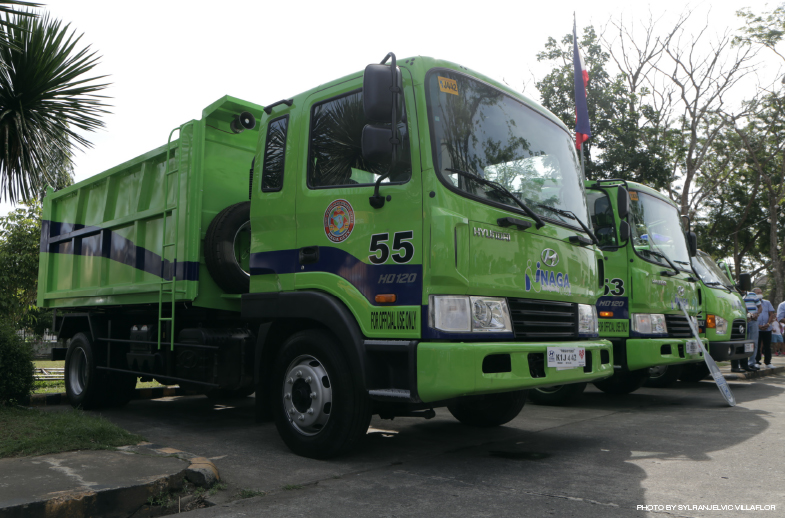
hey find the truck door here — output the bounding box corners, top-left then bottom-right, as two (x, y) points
(295, 73), (423, 339)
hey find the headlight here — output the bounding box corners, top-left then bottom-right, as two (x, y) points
(430, 295), (513, 333)
(631, 314), (667, 335)
(578, 304), (598, 336)
(715, 315), (728, 335)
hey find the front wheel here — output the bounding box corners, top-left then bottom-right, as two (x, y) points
(447, 391), (527, 427)
(593, 369), (649, 395)
(271, 330), (371, 459)
(644, 364), (684, 388)
(528, 383), (587, 406)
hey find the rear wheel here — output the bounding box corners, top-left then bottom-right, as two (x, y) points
(644, 364), (684, 388)
(679, 362), (710, 382)
(593, 369), (649, 395)
(271, 330), (371, 458)
(528, 383), (587, 406)
(447, 391), (527, 427)
(65, 333), (136, 409)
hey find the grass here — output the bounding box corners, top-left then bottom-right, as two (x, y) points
(0, 406), (144, 458)
(32, 360), (175, 394)
(283, 484), (303, 491)
(237, 488), (266, 499)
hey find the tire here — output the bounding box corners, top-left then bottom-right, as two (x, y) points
(447, 390), (527, 427)
(65, 333), (109, 409)
(644, 364), (684, 388)
(204, 201), (251, 294)
(528, 383), (587, 406)
(271, 330), (371, 459)
(679, 362), (710, 382)
(593, 369), (649, 395)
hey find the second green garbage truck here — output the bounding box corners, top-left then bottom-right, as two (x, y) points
(529, 180), (704, 405)
(38, 54), (613, 458)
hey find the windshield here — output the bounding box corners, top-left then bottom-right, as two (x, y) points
(692, 251), (734, 288)
(629, 191), (691, 269)
(426, 71), (590, 228)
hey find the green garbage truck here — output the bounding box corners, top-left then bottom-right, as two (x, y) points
(38, 54), (613, 458)
(529, 180), (704, 405)
(648, 250), (753, 385)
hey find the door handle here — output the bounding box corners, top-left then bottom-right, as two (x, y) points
(299, 246), (320, 265)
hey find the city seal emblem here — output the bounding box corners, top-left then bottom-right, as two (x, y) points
(324, 199), (355, 243)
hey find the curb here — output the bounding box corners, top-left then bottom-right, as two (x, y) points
(0, 444), (219, 518)
(21, 386), (199, 407)
(723, 365), (785, 381)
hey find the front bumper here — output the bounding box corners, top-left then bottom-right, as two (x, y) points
(708, 339), (754, 361)
(416, 340), (613, 403)
(625, 338), (705, 371)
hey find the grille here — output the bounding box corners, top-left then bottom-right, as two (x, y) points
(730, 319), (747, 340)
(664, 314), (693, 338)
(507, 298), (578, 341)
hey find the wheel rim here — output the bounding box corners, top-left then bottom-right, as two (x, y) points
(648, 365), (668, 379)
(282, 355), (333, 436)
(536, 385), (565, 394)
(68, 348), (88, 396)
(233, 221), (251, 277)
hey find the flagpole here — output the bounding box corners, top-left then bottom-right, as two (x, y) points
(580, 142), (586, 181)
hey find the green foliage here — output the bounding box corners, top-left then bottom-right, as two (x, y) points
(535, 26), (673, 189)
(0, 319), (34, 405)
(735, 4), (785, 61)
(0, 203), (45, 330)
(237, 488), (265, 498)
(0, 2), (39, 54)
(0, 10), (108, 203)
(0, 405), (144, 457)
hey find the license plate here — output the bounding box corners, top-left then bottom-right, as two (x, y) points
(686, 340), (701, 355)
(547, 346), (586, 370)
(745, 342), (754, 353)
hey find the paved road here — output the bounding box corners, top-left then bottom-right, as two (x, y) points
(96, 375), (785, 518)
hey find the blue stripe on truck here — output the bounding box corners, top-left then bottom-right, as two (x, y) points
(41, 220), (200, 281)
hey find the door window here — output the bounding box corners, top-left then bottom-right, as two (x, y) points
(261, 115), (289, 192)
(308, 90), (411, 188)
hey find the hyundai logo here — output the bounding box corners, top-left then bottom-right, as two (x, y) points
(541, 249), (559, 267)
(677, 286), (685, 296)
(739, 325), (745, 335)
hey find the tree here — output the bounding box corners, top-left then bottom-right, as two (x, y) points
(0, 2), (39, 53)
(0, 202), (44, 331)
(0, 11), (110, 204)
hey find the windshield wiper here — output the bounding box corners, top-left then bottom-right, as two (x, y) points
(536, 204), (600, 246)
(446, 168), (545, 228)
(674, 260), (691, 265)
(641, 248), (680, 276)
(705, 281), (732, 293)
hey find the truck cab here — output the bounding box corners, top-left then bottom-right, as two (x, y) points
(529, 180), (704, 404)
(39, 55), (613, 458)
(661, 251), (753, 383)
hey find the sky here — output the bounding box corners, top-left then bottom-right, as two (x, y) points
(0, 0), (780, 217)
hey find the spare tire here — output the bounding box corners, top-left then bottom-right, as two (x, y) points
(204, 201), (251, 293)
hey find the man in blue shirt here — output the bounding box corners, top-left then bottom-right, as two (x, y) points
(755, 288), (776, 368)
(740, 290), (762, 372)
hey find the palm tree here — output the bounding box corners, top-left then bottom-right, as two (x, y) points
(0, 10), (110, 203)
(0, 2), (40, 53)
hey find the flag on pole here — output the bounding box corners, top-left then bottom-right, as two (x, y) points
(573, 16), (591, 149)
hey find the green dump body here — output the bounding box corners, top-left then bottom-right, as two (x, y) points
(37, 96), (265, 312)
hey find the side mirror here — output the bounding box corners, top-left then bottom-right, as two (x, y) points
(616, 187), (629, 220)
(363, 63), (403, 123)
(687, 231), (698, 257)
(739, 272), (752, 293)
(362, 125), (394, 162)
(619, 220), (630, 242)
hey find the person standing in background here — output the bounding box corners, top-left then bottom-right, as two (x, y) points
(738, 290), (762, 373)
(754, 287), (775, 369)
(770, 319), (783, 357)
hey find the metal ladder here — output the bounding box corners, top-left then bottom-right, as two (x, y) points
(157, 125), (187, 351)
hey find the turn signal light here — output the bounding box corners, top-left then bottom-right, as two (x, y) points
(599, 311), (614, 318)
(706, 314), (716, 328)
(375, 294), (397, 303)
